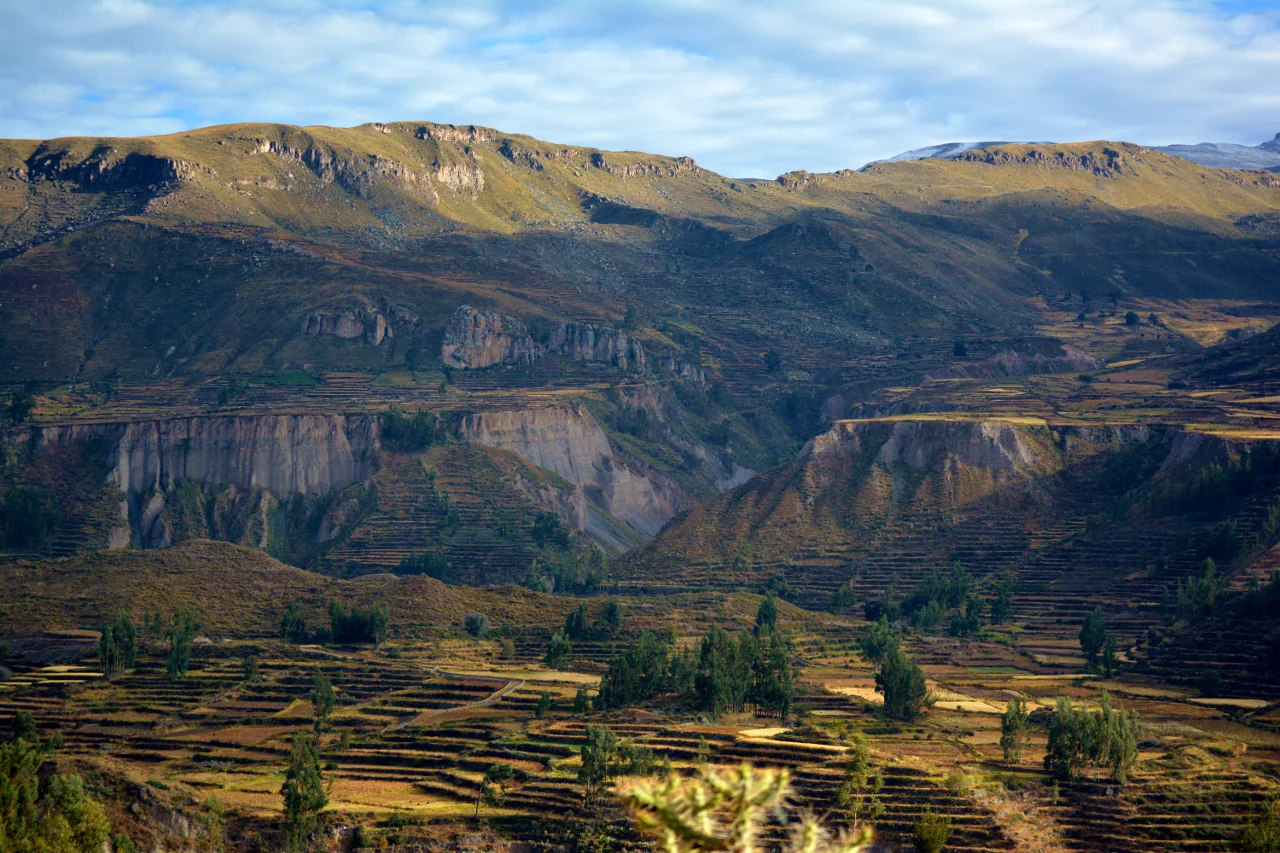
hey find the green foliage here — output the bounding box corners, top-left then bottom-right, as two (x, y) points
(0, 486), (60, 552)
(531, 512), (571, 548)
(311, 671), (335, 734)
(281, 735), (327, 853)
(619, 764), (870, 853)
(947, 562), (973, 608)
(579, 725), (619, 809)
(602, 599), (623, 635)
(695, 626), (795, 719)
(1125, 311), (1140, 326)
(464, 612), (490, 638)
(953, 338), (968, 358)
(564, 604), (590, 641)
(597, 632), (681, 710)
(989, 580), (1014, 625)
(380, 406), (437, 452)
(763, 350), (783, 374)
(280, 601), (307, 644)
(164, 604), (201, 681)
(754, 594), (779, 635)
(948, 597), (983, 638)
(1236, 797), (1280, 853)
(859, 616), (899, 666)
(1044, 693), (1140, 783)
(831, 578), (858, 613)
(97, 610), (138, 676)
(535, 691), (553, 718)
(12, 711), (36, 742)
(1176, 559), (1225, 621)
(1000, 698), (1030, 764)
(837, 732), (884, 830)
(573, 686), (591, 716)
(1101, 635), (1119, 679)
(0, 739), (109, 853)
(203, 794), (225, 853)
(243, 653), (260, 683)
(397, 550), (450, 581)
(327, 600), (389, 646)
(874, 646), (932, 722)
(912, 807), (953, 853)
(1079, 607), (1107, 668)
(476, 762), (515, 820)
(545, 629), (573, 669)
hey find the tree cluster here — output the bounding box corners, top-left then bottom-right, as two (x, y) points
(1044, 693), (1139, 783)
(327, 600), (389, 646)
(859, 617), (932, 722)
(0, 486), (60, 552)
(380, 407), (437, 452)
(164, 604), (202, 681)
(0, 737), (110, 853)
(98, 611), (138, 677)
(397, 550), (450, 581)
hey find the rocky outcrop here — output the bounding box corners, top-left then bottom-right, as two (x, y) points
(302, 301), (393, 345)
(443, 305), (698, 377)
(21, 148), (203, 190)
(40, 414), (379, 549)
(441, 306), (542, 369)
(954, 144), (1136, 178)
(546, 323), (646, 371)
(459, 405), (692, 548)
(589, 152), (699, 179)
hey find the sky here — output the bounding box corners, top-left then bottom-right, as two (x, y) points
(0, 0), (1278, 178)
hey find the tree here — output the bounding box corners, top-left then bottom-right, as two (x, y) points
(1101, 634), (1118, 678)
(165, 604), (201, 681)
(545, 629), (572, 669)
(280, 601), (307, 644)
(859, 616), (899, 666)
(947, 562), (973, 608)
(12, 710), (36, 742)
(98, 610), (138, 676)
(573, 686), (591, 716)
(564, 604), (590, 640)
(948, 597), (982, 638)
(597, 632), (673, 710)
(602, 598), (624, 635)
(579, 725), (619, 809)
(619, 764), (871, 853)
(0, 485), (60, 551)
(763, 350), (783, 374)
(1079, 607), (1107, 668)
(243, 653), (260, 683)
(311, 671), (335, 735)
(989, 581), (1014, 625)
(464, 613), (490, 638)
(280, 735), (327, 853)
(1000, 698), (1030, 764)
(535, 691), (553, 718)
(913, 807), (952, 853)
(831, 578), (858, 613)
(953, 338), (968, 358)
(875, 646), (932, 722)
(754, 594), (778, 635)
(622, 303), (639, 331)
(203, 795), (225, 853)
(1125, 311), (1140, 326)
(8, 388), (35, 424)
(1044, 693), (1139, 783)
(0, 739), (110, 853)
(476, 763), (515, 821)
(327, 601), (389, 646)
(836, 732), (884, 831)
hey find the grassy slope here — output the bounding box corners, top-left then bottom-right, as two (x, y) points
(0, 539), (577, 635)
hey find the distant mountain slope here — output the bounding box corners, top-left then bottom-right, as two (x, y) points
(883, 133), (1280, 172)
(2, 124), (1279, 385)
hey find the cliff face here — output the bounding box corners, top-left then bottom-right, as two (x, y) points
(441, 305), (679, 377)
(459, 404), (691, 548)
(40, 414), (379, 549)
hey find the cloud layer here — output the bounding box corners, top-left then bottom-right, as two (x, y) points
(1, 0), (1277, 177)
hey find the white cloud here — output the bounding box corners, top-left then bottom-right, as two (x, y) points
(0, 0), (1276, 176)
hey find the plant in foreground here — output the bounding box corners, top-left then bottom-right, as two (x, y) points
(619, 763), (871, 853)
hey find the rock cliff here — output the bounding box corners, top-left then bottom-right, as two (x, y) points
(459, 405), (692, 548)
(442, 305), (698, 378)
(40, 414), (379, 549)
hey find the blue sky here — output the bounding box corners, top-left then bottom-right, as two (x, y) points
(1, 0), (1278, 177)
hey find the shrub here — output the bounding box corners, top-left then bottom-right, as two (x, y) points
(545, 629), (572, 669)
(380, 407), (437, 452)
(913, 807), (952, 853)
(328, 601), (389, 646)
(465, 613), (491, 638)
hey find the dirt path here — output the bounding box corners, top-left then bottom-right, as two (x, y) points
(389, 666), (525, 731)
